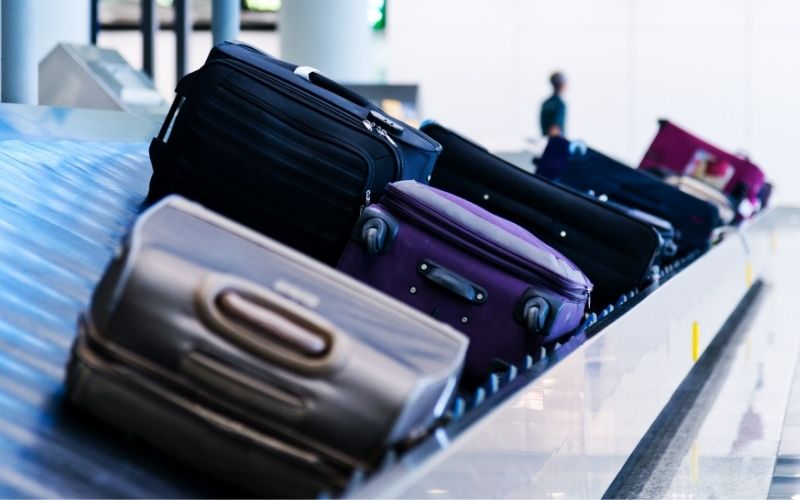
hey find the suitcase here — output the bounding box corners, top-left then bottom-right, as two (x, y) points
(65, 195), (468, 497)
(639, 119), (765, 218)
(536, 136), (721, 255)
(591, 196), (678, 262)
(147, 41), (442, 265)
(660, 174), (736, 224)
(757, 182), (773, 210)
(337, 180), (592, 387)
(420, 122), (662, 313)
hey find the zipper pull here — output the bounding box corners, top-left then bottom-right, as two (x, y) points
(363, 119), (374, 132)
(359, 189), (371, 214)
(377, 127), (398, 147)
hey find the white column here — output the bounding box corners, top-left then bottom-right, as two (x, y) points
(212, 0), (241, 46)
(280, 0), (372, 82)
(2, 0), (39, 104)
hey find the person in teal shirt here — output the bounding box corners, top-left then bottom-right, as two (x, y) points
(540, 72), (567, 137)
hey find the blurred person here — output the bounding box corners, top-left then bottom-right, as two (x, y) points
(540, 72), (567, 137)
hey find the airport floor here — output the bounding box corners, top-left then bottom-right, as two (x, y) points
(1, 102), (800, 498)
(610, 230), (800, 498)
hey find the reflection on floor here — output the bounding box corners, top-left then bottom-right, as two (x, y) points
(769, 345), (800, 498)
(610, 230), (800, 498)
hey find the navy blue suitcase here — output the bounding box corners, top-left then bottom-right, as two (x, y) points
(148, 42), (442, 265)
(536, 137), (720, 255)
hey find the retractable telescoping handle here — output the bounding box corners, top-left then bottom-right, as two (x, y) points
(293, 65), (372, 108)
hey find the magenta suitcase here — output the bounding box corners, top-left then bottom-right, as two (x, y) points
(337, 181), (592, 387)
(639, 120), (765, 217)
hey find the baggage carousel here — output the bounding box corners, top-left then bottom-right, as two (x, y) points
(0, 103), (797, 498)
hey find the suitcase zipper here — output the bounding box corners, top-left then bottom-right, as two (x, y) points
(218, 79), (377, 206)
(209, 59), (403, 181)
(361, 189), (371, 213)
(362, 118), (398, 148)
(382, 188), (591, 301)
(218, 41), (444, 155)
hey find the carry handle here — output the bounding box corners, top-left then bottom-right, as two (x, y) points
(217, 291), (328, 357)
(294, 66), (372, 108)
(196, 275), (347, 374)
(417, 259), (487, 305)
(156, 95), (186, 143)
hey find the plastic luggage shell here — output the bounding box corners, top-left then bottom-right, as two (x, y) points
(65, 195), (468, 497)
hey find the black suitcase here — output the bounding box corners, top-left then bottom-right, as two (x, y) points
(535, 137), (720, 255)
(590, 196), (678, 263)
(420, 122), (662, 312)
(66, 196), (468, 497)
(148, 42), (442, 265)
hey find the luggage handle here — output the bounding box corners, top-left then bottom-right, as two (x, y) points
(417, 259), (488, 305)
(294, 66), (373, 109)
(156, 95), (186, 143)
(195, 274), (348, 374)
(217, 292), (328, 357)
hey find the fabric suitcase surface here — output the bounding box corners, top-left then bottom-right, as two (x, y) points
(337, 180), (591, 387)
(596, 198), (678, 262)
(661, 174), (735, 225)
(537, 137), (720, 255)
(758, 182), (773, 209)
(420, 122), (662, 313)
(66, 195), (468, 497)
(148, 41), (441, 265)
(639, 119), (765, 211)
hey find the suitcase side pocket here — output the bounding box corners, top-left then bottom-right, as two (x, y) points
(194, 274), (349, 374)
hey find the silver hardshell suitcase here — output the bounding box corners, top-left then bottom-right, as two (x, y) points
(65, 195), (468, 497)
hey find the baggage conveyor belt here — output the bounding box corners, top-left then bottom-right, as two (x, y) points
(0, 102), (796, 498)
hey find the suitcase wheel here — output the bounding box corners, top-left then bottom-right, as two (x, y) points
(354, 206), (399, 255)
(363, 221), (387, 255)
(522, 296), (550, 336)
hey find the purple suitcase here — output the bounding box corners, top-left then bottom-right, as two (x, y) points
(337, 181), (592, 387)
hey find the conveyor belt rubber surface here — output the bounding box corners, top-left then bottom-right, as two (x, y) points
(0, 138), (233, 497)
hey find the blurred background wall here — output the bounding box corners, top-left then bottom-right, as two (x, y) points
(28, 0), (800, 202)
(36, 1), (91, 61)
(385, 0), (800, 202)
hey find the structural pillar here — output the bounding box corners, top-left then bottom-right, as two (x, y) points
(175, 0), (192, 79)
(212, 0), (240, 46)
(2, 0), (39, 104)
(142, 0), (157, 78)
(280, 0), (372, 82)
